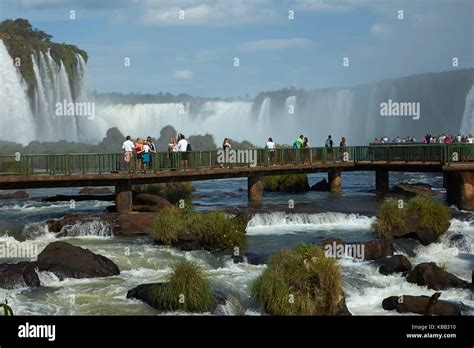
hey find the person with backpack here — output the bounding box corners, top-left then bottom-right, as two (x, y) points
(325, 135), (334, 160)
(146, 136), (156, 170)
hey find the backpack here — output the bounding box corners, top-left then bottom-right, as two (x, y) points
(186, 142), (192, 152)
(292, 141), (297, 149)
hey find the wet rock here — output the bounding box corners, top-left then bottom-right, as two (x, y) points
(445, 232), (471, 252)
(320, 238), (393, 261)
(231, 252), (266, 265)
(35, 241), (120, 280)
(0, 191), (29, 199)
(0, 262), (40, 289)
(360, 239), (394, 260)
(391, 183), (434, 197)
(379, 255), (412, 275)
(79, 187), (112, 195)
(310, 178), (329, 191)
(382, 294), (462, 316)
(392, 238), (422, 257)
(335, 296), (352, 316)
(133, 193), (173, 208)
(406, 262), (469, 290)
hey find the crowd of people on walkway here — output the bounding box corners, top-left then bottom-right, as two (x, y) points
(374, 133), (474, 144)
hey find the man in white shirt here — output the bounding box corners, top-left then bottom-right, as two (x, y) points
(177, 133), (189, 169)
(122, 135), (135, 170)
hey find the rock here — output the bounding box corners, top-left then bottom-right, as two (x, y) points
(406, 262), (469, 290)
(35, 241), (120, 279)
(379, 255), (412, 275)
(335, 296), (352, 316)
(46, 214), (91, 233)
(133, 193), (173, 208)
(231, 252), (266, 265)
(382, 294), (462, 315)
(132, 205), (163, 212)
(360, 239), (394, 260)
(391, 183), (434, 197)
(262, 174), (310, 192)
(0, 191), (29, 199)
(387, 213), (444, 246)
(445, 232), (471, 252)
(127, 283), (224, 312)
(392, 238), (422, 257)
(0, 262), (40, 289)
(310, 178), (329, 191)
(79, 187), (112, 195)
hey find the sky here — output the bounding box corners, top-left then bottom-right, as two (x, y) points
(0, 0), (472, 98)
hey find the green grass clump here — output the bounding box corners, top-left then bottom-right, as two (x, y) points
(372, 199), (406, 238)
(150, 207), (246, 250)
(407, 195), (451, 237)
(252, 243), (342, 315)
(373, 195), (451, 239)
(151, 260), (214, 313)
(262, 174), (309, 192)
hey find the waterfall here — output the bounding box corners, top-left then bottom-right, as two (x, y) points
(0, 39), (35, 144)
(460, 85), (474, 135)
(257, 97), (271, 134)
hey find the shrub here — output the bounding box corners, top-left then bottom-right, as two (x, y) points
(150, 208), (246, 250)
(150, 260), (214, 313)
(262, 174), (309, 192)
(372, 199), (406, 238)
(407, 195), (451, 237)
(252, 243), (342, 315)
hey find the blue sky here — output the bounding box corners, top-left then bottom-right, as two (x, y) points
(1, 0), (472, 97)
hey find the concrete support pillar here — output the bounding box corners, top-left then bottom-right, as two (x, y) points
(248, 175), (263, 202)
(328, 170), (342, 192)
(115, 181), (132, 213)
(445, 171), (474, 211)
(376, 169), (389, 193)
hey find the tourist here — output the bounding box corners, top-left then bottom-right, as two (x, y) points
(147, 136), (156, 169)
(373, 138), (380, 144)
(266, 137), (275, 164)
(177, 133), (189, 169)
(325, 135), (333, 148)
(222, 138), (232, 166)
(168, 137), (177, 169)
(134, 138), (144, 171)
(293, 135), (304, 149)
(142, 140), (151, 172)
(122, 135), (135, 170)
(303, 137), (309, 148)
(340, 137), (347, 147)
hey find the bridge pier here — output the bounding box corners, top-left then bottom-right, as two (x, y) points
(375, 169), (389, 192)
(328, 170), (341, 192)
(445, 171), (474, 211)
(248, 175), (263, 202)
(115, 181), (132, 213)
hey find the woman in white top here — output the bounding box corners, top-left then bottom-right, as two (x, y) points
(266, 137), (275, 164)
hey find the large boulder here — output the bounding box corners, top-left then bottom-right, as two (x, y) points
(133, 193), (173, 208)
(310, 179), (329, 191)
(391, 183), (434, 197)
(392, 238), (422, 257)
(320, 238), (394, 261)
(362, 239), (395, 260)
(382, 294), (462, 315)
(0, 262), (40, 289)
(379, 255), (412, 275)
(0, 191), (29, 199)
(35, 241), (120, 279)
(406, 262), (469, 290)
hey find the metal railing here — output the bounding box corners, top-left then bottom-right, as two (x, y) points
(0, 144), (473, 176)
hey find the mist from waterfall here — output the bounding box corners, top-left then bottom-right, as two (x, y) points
(460, 85), (474, 135)
(0, 39), (35, 144)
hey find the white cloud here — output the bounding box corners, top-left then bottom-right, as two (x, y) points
(173, 69), (193, 80)
(239, 38), (313, 51)
(292, 0), (356, 12)
(138, 0), (279, 26)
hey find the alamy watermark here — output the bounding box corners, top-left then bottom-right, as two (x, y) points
(0, 242), (39, 259)
(55, 100), (95, 120)
(324, 241), (365, 261)
(380, 99), (420, 120)
(217, 149), (257, 167)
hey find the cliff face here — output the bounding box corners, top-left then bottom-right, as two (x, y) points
(0, 18), (87, 99)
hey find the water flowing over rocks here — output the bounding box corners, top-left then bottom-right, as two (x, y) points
(378, 255), (412, 275)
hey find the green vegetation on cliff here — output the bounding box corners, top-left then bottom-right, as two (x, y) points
(0, 18), (87, 96)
